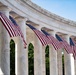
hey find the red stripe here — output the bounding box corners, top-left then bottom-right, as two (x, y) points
(47, 36), (63, 50)
(0, 14), (16, 37)
(1, 14), (16, 36)
(0, 13), (27, 47)
(71, 38), (76, 59)
(57, 36), (72, 53)
(0, 17), (12, 37)
(33, 30), (50, 46)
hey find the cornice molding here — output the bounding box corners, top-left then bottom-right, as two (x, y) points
(0, 0), (76, 36)
(21, 0), (76, 26)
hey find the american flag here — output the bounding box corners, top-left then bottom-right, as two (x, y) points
(41, 29), (63, 50)
(0, 12), (27, 48)
(70, 38), (76, 59)
(55, 34), (72, 54)
(26, 24), (51, 46)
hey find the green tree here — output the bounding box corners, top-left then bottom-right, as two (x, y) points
(28, 43), (34, 75)
(10, 39), (15, 75)
(10, 41), (64, 75)
(62, 54), (65, 75)
(45, 45), (50, 75)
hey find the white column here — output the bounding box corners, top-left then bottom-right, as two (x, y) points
(34, 26), (43, 75)
(0, 16), (4, 75)
(14, 37), (23, 75)
(42, 46), (46, 75)
(74, 60), (76, 75)
(0, 6), (10, 75)
(64, 35), (75, 75)
(49, 45), (58, 75)
(15, 17), (28, 75)
(57, 49), (62, 75)
(49, 31), (58, 75)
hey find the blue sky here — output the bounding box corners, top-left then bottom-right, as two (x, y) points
(31, 0), (76, 21)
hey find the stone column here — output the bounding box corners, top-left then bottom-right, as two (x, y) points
(49, 31), (58, 75)
(42, 45), (46, 75)
(64, 35), (75, 75)
(57, 49), (62, 75)
(0, 15), (4, 75)
(14, 37), (23, 75)
(15, 17), (28, 75)
(26, 26), (34, 75)
(0, 6), (10, 75)
(49, 45), (58, 75)
(34, 26), (43, 75)
(52, 32), (62, 75)
(74, 60), (76, 75)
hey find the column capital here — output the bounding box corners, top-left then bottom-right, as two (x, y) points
(35, 25), (42, 31)
(0, 5), (11, 12)
(15, 16), (28, 22)
(0, 5), (11, 18)
(63, 34), (71, 43)
(48, 30), (57, 37)
(64, 34), (71, 38)
(38, 26), (42, 30)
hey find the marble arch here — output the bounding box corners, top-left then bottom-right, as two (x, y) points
(0, 0), (76, 75)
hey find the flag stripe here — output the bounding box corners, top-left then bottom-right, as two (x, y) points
(0, 14), (16, 37)
(56, 34), (72, 53)
(70, 38), (76, 59)
(9, 16), (27, 48)
(0, 15), (14, 37)
(0, 12), (27, 48)
(26, 24), (50, 46)
(41, 30), (63, 50)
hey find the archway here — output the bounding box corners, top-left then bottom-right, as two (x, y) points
(10, 39), (15, 75)
(28, 43), (34, 75)
(45, 45), (50, 75)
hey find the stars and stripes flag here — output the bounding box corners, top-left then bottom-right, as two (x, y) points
(0, 12), (27, 48)
(70, 38), (76, 59)
(26, 24), (51, 46)
(41, 29), (63, 50)
(55, 34), (72, 54)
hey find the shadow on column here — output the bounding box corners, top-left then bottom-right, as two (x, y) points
(45, 45), (50, 75)
(28, 43), (34, 75)
(10, 39), (15, 75)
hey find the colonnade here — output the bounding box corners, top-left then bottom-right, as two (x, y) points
(0, 1), (76, 75)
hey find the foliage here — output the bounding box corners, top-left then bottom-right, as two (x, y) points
(10, 41), (64, 75)
(45, 45), (50, 75)
(28, 43), (34, 75)
(10, 39), (15, 75)
(62, 54), (65, 75)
